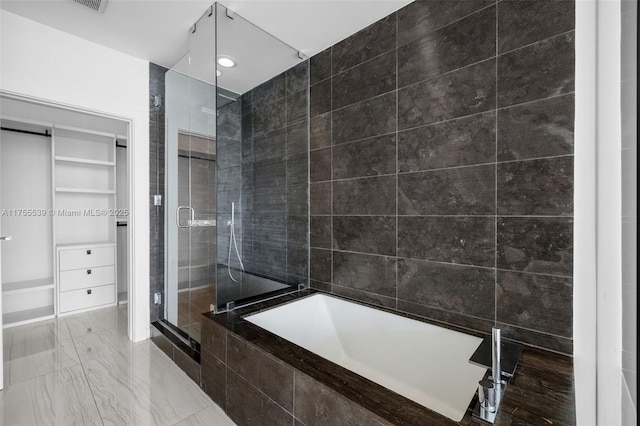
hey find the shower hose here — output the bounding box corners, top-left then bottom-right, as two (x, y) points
(228, 202), (245, 282)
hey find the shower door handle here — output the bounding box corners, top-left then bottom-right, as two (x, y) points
(176, 206), (194, 228)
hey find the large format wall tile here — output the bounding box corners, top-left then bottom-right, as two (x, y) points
(294, 372), (387, 425)
(310, 47), (331, 85)
(332, 134), (396, 180)
(333, 176), (396, 215)
(497, 94), (574, 161)
(398, 217), (495, 267)
(398, 5), (496, 88)
(498, 0), (575, 54)
(398, 259), (495, 319)
(398, 165), (495, 215)
(310, 78), (332, 117)
(498, 32), (575, 108)
(302, 0), (576, 354)
(310, 215), (332, 249)
(310, 182), (331, 215)
(397, 0), (495, 46)
(227, 335), (294, 412)
(497, 271), (573, 338)
(333, 50), (396, 110)
(310, 112), (331, 150)
(287, 61), (309, 95)
(398, 59), (496, 129)
(333, 251), (397, 298)
(333, 92), (397, 144)
(497, 217), (573, 276)
(310, 147), (331, 182)
(333, 215), (396, 256)
(497, 156), (574, 216)
(398, 111), (496, 172)
(332, 14), (396, 75)
(310, 248), (332, 283)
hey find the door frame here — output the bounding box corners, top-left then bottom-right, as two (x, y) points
(0, 89), (146, 344)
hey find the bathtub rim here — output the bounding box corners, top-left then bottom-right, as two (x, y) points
(204, 289), (494, 424)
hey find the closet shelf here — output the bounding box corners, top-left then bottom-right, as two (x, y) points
(3, 278), (55, 295)
(55, 156), (115, 167)
(55, 187), (115, 194)
(3, 305), (55, 328)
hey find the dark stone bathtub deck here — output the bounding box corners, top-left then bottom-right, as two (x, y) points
(201, 290), (576, 426)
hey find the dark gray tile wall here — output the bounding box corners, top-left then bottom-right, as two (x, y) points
(149, 63), (168, 322)
(308, 0), (575, 354)
(239, 61), (310, 285)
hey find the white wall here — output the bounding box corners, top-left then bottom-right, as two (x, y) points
(0, 10), (150, 341)
(574, 1), (598, 423)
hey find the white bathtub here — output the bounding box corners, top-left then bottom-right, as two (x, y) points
(244, 294), (487, 422)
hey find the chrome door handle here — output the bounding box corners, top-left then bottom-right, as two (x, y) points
(176, 206), (194, 228)
(0, 235), (12, 241)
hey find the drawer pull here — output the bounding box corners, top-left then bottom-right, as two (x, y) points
(87, 289), (92, 295)
(86, 250), (92, 255)
(87, 269), (92, 275)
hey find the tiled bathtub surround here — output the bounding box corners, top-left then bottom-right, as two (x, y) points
(200, 291), (576, 426)
(309, 0), (575, 354)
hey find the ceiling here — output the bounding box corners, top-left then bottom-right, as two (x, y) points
(0, 0), (412, 70)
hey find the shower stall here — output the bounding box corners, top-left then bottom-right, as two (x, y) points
(156, 3), (310, 345)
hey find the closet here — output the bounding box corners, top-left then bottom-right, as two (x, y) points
(0, 96), (128, 327)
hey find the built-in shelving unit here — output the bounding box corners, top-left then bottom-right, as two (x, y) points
(53, 125), (117, 315)
(2, 104), (127, 328)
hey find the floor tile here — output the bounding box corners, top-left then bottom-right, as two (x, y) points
(64, 306), (126, 338)
(4, 337), (79, 386)
(29, 364), (103, 426)
(0, 379), (37, 426)
(84, 341), (211, 425)
(73, 327), (134, 363)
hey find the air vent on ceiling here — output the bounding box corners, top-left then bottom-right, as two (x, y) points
(72, 0), (108, 13)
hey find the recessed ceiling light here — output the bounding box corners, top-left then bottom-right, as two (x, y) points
(217, 56), (237, 68)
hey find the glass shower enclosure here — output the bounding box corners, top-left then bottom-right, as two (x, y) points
(161, 3), (309, 345)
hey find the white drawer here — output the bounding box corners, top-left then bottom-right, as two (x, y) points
(59, 246), (114, 271)
(60, 284), (115, 313)
(59, 265), (115, 292)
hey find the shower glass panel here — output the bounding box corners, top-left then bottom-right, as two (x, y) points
(162, 2), (309, 345)
(165, 6), (217, 343)
(214, 3), (309, 311)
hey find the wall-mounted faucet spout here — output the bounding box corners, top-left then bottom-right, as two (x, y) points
(492, 327), (501, 385)
(474, 326), (506, 423)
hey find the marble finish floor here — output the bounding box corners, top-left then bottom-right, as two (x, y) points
(1, 305), (235, 426)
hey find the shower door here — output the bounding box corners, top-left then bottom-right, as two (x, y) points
(165, 7), (217, 343)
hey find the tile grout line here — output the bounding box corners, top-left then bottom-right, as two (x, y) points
(309, 91), (575, 153)
(330, 44), (334, 294)
(494, 0), (499, 328)
(395, 10), (400, 310)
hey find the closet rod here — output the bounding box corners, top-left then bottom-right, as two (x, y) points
(1, 127), (51, 138)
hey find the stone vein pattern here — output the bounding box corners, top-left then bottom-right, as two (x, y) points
(309, 0), (576, 354)
(0, 305), (235, 426)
